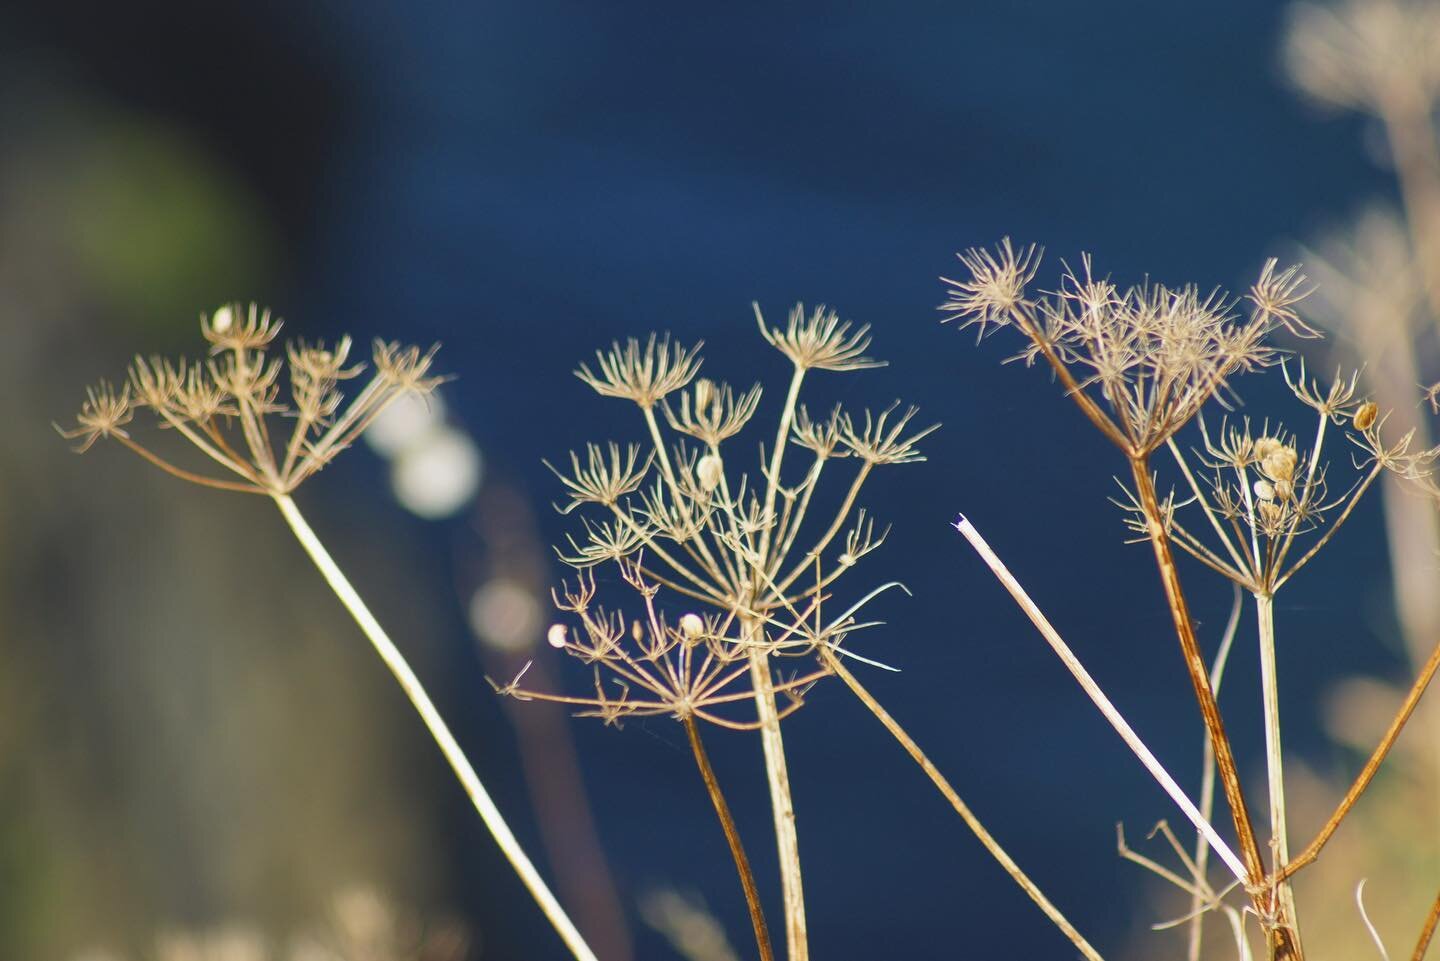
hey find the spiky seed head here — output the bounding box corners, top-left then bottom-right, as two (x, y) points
(756, 303), (884, 372)
(939, 238), (1043, 336)
(576, 333), (703, 408)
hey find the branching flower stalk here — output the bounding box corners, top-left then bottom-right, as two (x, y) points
(508, 310), (934, 961)
(942, 242), (1321, 960)
(59, 305), (600, 961)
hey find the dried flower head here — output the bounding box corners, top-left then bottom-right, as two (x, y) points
(504, 303), (928, 730)
(60, 302), (445, 495)
(943, 242), (1312, 456)
(1284, 0), (1440, 112)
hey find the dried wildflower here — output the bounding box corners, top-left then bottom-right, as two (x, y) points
(756, 302), (884, 372)
(838, 404), (939, 465)
(1284, 0), (1440, 111)
(576, 333), (703, 408)
(57, 380), (132, 452)
(62, 303), (445, 495)
(546, 442), (653, 513)
(943, 242), (1310, 456)
(664, 379), (763, 445)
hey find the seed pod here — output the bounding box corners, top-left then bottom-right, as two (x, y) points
(1254, 479), (1276, 502)
(697, 453), (724, 492)
(1354, 401), (1378, 431)
(679, 613), (704, 639)
(546, 623), (569, 649)
(694, 378), (715, 410)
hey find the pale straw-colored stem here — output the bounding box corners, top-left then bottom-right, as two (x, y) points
(823, 648), (1107, 961)
(953, 514), (1249, 884)
(1255, 591), (1301, 952)
(272, 494), (598, 961)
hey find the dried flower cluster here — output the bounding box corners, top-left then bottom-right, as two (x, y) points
(941, 240), (1317, 456)
(59, 303), (445, 495)
(501, 305), (934, 727)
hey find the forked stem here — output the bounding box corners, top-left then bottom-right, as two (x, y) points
(684, 715), (775, 961)
(272, 494), (598, 961)
(821, 648), (1107, 961)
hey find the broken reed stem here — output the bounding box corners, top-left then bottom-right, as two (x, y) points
(683, 715), (775, 961)
(1414, 888), (1440, 961)
(822, 647), (1107, 961)
(1256, 590), (1302, 953)
(1279, 632), (1440, 882)
(272, 494), (599, 961)
(952, 514), (1250, 885)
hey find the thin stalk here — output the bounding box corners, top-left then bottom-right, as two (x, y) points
(1126, 464), (1298, 960)
(1189, 584), (1244, 961)
(953, 514), (1249, 885)
(1255, 591), (1301, 954)
(1414, 888), (1440, 961)
(684, 716), (775, 961)
(823, 648), (1107, 961)
(272, 494), (598, 961)
(1279, 631), (1440, 882)
(746, 634), (807, 961)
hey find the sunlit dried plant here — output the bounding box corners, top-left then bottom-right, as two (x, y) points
(944, 241), (1440, 961)
(60, 305), (598, 961)
(499, 305), (936, 961)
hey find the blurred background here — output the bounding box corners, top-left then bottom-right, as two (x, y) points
(2, 0), (1438, 958)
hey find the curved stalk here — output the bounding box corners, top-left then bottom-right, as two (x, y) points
(272, 494), (598, 961)
(684, 716), (775, 961)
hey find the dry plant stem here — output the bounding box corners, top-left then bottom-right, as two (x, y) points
(1381, 88), (1440, 319)
(822, 648), (1107, 961)
(1189, 585), (1244, 961)
(1255, 591), (1301, 952)
(1278, 631), (1440, 883)
(746, 642), (806, 961)
(272, 494), (599, 961)
(1127, 465), (1300, 961)
(953, 515), (1249, 885)
(684, 715), (775, 961)
(1414, 889), (1440, 961)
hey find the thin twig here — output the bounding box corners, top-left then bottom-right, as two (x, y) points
(1413, 888), (1440, 961)
(684, 716), (775, 961)
(822, 647), (1107, 961)
(1279, 632), (1440, 882)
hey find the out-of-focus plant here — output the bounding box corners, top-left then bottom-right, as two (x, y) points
(59, 307), (597, 961)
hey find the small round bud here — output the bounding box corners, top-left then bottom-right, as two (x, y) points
(546, 623), (569, 649)
(694, 378), (715, 410)
(679, 613), (704, 639)
(211, 305), (234, 333)
(1274, 478), (1293, 501)
(838, 552), (856, 567)
(697, 453), (724, 492)
(1254, 479), (1276, 502)
(1354, 401), (1378, 431)
(631, 620), (644, 642)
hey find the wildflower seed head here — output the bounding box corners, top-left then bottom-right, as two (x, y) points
(576, 333), (703, 408)
(838, 402), (939, 465)
(939, 238), (1042, 336)
(201, 302), (281, 354)
(790, 404), (847, 459)
(546, 442), (652, 513)
(1249, 259), (1319, 338)
(373, 340), (446, 395)
(58, 380), (133, 452)
(756, 302), (884, 372)
(662, 378), (762, 445)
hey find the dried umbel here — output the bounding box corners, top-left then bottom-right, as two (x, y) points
(941, 241), (1316, 457)
(60, 305), (600, 961)
(505, 304), (935, 961)
(60, 303), (445, 494)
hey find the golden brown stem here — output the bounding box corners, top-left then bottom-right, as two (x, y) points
(1128, 460), (1301, 960)
(1278, 632), (1440, 883)
(822, 648), (1107, 961)
(1413, 888), (1440, 961)
(684, 715), (775, 961)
